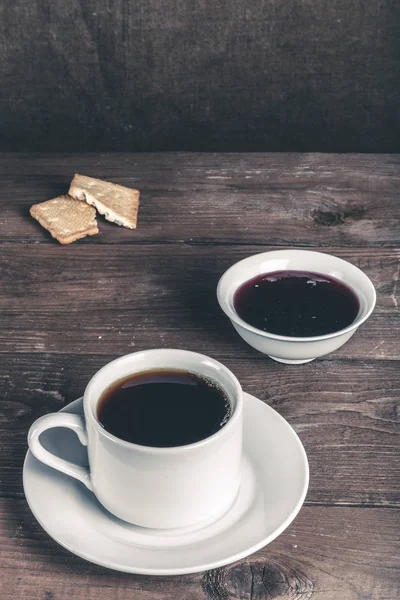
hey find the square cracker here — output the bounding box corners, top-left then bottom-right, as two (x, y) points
(68, 174), (140, 229)
(30, 195), (99, 244)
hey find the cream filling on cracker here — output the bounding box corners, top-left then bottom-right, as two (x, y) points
(74, 189), (134, 229)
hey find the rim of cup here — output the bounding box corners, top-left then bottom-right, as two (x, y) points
(83, 349), (243, 453)
(217, 249), (376, 343)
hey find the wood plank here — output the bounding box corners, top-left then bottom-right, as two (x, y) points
(0, 311), (397, 360)
(0, 245), (398, 359)
(1, 353), (399, 506)
(0, 501), (399, 600)
(1, 153), (399, 599)
(0, 153), (399, 246)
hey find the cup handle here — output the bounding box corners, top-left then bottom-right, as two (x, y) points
(28, 412), (93, 491)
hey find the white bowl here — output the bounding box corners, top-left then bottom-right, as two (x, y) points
(217, 249), (376, 364)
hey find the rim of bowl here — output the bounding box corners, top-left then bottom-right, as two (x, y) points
(217, 250), (377, 343)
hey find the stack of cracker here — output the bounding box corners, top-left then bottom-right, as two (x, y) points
(30, 174), (140, 244)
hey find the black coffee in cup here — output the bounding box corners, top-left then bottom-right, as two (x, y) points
(97, 369), (231, 447)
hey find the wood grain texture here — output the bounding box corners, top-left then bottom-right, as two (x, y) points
(0, 501), (399, 600)
(0, 245), (398, 359)
(0, 153), (400, 246)
(1, 354), (399, 506)
(0, 2), (399, 153)
(0, 153), (399, 599)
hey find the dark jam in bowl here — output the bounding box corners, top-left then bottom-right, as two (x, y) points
(233, 270), (360, 337)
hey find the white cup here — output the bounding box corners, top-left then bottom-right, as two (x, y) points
(28, 349), (243, 530)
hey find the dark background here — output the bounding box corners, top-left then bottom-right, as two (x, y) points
(0, 0), (399, 152)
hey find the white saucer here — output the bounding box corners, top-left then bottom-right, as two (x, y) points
(23, 393), (309, 575)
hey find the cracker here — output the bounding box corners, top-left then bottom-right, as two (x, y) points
(30, 195), (99, 244)
(68, 174), (140, 229)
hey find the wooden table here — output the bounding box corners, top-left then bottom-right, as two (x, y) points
(1, 153), (399, 600)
